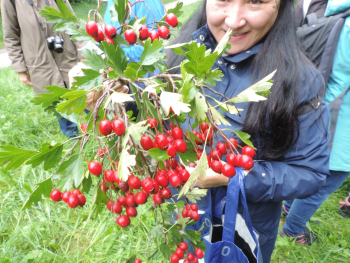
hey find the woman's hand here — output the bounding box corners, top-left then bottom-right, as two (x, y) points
(18, 72), (32, 87)
(195, 168), (229, 188)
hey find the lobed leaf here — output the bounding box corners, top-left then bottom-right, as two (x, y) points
(72, 69), (103, 91)
(140, 39), (166, 66)
(185, 188), (208, 203)
(147, 148), (170, 161)
(0, 146), (37, 170)
(56, 90), (89, 115)
(26, 143), (63, 170)
(22, 176), (53, 210)
(30, 85), (70, 108)
(222, 129), (256, 149)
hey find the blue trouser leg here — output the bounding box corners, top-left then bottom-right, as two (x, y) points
(284, 170), (350, 236)
(56, 116), (79, 137)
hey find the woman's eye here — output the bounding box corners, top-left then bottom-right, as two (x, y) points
(248, 0), (263, 4)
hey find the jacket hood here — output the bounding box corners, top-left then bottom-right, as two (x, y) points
(325, 0), (350, 16)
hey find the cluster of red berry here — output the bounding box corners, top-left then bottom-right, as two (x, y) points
(85, 13), (178, 45)
(50, 189), (86, 208)
(170, 242), (203, 263)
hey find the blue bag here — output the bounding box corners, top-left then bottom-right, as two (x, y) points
(189, 169), (262, 263)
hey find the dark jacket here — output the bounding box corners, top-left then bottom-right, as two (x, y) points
(295, 0), (328, 27)
(190, 25), (330, 263)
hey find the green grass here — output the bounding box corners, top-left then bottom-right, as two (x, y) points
(1, 1), (350, 262)
(162, 0), (176, 4)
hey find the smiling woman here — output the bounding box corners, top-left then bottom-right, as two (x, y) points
(166, 0), (331, 262)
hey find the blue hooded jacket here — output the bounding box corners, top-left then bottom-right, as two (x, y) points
(324, 0), (350, 172)
(190, 25), (330, 263)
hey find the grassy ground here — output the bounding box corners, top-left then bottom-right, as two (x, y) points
(1, 1), (350, 262)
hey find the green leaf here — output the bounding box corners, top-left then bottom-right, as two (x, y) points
(159, 91), (191, 116)
(150, 226), (163, 238)
(124, 63), (147, 82)
(82, 175), (92, 194)
(56, 155), (85, 190)
(209, 96), (243, 115)
(176, 215), (190, 230)
(89, 182), (107, 219)
(82, 49), (106, 72)
(183, 42), (218, 77)
(39, 0), (77, 23)
(181, 75), (197, 103)
(72, 69), (103, 91)
(159, 244), (171, 260)
(54, 21), (81, 35)
(178, 150), (209, 199)
(148, 148), (170, 161)
(100, 41), (128, 77)
(26, 143), (63, 170)
(185, 188), (207, 203)
(229, 70), (276, 103)
(209, 104), (232, 126)
(22, 176), (53, 210)
(177, 150), (197, 166)
(30, 85), (70, 108)
(112, 0), (128, 24)
(118, 146), (136, 182)
(162, 2), (183, 21)
(198, 68), (224, 87)
(115, 34), (130, 48)
(129, 84), (142, 122)
(141, 92), (158, 119)
(165, 41), (194, 56)
(185, 229), (202, 244)
(0, 146), (37, 170)
(121, 120), (148, 148)
(186, 129), (203, 144)
(194, 92), (208, 121)
(56, 90), (88, 115)
(222, 129), (256, 149)
(140, 39), (166, 66)
(213, 28), (232, 56)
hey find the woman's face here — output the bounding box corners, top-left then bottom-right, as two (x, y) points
(206, 0), (280, 55)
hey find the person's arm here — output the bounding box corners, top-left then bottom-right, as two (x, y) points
(1, 0), (27, 73)
(324, 18), (350, 104)
(244, 98), (330, 203)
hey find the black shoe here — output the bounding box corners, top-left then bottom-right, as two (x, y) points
(338, 196), (350, 218)
(281, 204), (289, 219)
(279, 226), (316, 245)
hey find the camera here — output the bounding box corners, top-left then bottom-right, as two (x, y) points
(47, 36), (64, 53)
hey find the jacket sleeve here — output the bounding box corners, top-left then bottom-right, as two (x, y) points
(324, 17), (350, 104)
(1, 0), (27, 73)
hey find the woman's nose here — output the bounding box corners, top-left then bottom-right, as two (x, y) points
(224, 4), (247, 29)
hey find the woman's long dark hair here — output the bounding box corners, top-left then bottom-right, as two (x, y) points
(167, 0), (315, 160)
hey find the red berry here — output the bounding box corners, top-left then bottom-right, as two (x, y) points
(210, 149), (222, 161)
(88, 161), (102, 176)
(104, 37), (114, 45)
(139, 25), (149, 41)
(93, 28), (105, 42)
(71, 189), (81, 196)
(135, 192), (147, 205)
(113, 171), (120, 184)
(107, 200), (113, 211)
(165, 13), (178, 27)
(119, 181), (129, 192)
(129, 176), (141, 190)
(172, 127), (184, 140)
(141, 135), (153, 150)
(175, 248), (184, 259)
(81, 123), (87, 133)
(101, 181), (108, 192)
(227, 153), (236, 166)
(198, 133), (206, 144)
(216, 142), (227, 155)
(179, 242), (189, 251)
(167, 136), (175, 145)
(153, 141), (160, 149)
(117, 196), (127, 207)
(156, 173), (169, 188)
(147, 118), (157, 128)
(142, 189), (150, 198)
(125, 29), (137, 44)
(170, 254), (180, 263)
(183, 260), (190, 263)
(104, 170), (114, 183)
(178, 169), (190, 182)
(192, 258), (199, 263)
(166, 143), (177, 157)
(117, 215), (130, 228)
(97, 147), (106, 157)
(86, 21), (98, 36)
(141, 177), (154, 192)
(153, 193), (163, 205)
(207, 156), (212, 167)
(226, 138), (239, 151)
(191, 204), (198, 211)
(99, 119), (113, 136)
(242, 146), (256, 158)
(158, 25), (170, 39)
(192, 211), (200, 221)
(211, 160), (222, 173)
(68, 194), (79, 208)
(62, 191), (71, 203)
(112, 119), (125, 136)
(105, 24), (116, 38)
(126, 195), (136, 207)
(113, 201), (122, 214)
(167, 157), (178, 169)
(221, 164), (236, 178)
(181, 208), (188, 218)
(187, 253), (195, 261)
(155, 134), (168, 149)
(125, 190), (134, 196)
(200, 122), (209, 132)
(234, 154), (242, 167)
(169, 174), (182, 187)
(157, 169), (167, 177)
(148, 30), (159, 42)
(204, 128), (213, 140)
(126, 206), (137, 217)
(175, 164), (185, 173)
(175, 139), (187, 153)
(77, 194), (86, 206)
(239, 155), (254, 169)
(151, 179), (159, 194)
(195, 248), (204, 259)
(134, 259), (142, 263)
(50, 190), (62, 202)
(160, 188), (172, 199)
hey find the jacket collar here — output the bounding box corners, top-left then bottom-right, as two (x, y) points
(191, 24), (263, 64)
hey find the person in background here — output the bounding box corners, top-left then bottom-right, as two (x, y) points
(1, 0), (84, 137)
(104, 0), (165, 60)
(280, 0), (350, 244)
